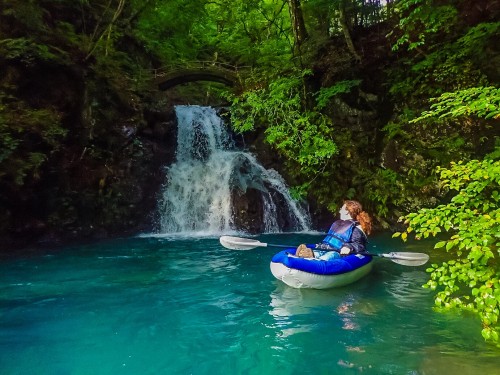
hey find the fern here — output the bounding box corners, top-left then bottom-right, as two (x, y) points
(315, 80), (362, 109)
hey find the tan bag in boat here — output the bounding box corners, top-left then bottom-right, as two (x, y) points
(296, 244), (314, 258)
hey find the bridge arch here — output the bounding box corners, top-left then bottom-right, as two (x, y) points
(153, 62), (246, 90)
(157, 69), (237, 90)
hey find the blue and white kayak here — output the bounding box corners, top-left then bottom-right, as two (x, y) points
(270, 247), (373, 289)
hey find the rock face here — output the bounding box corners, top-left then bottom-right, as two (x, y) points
(230, 185), (305, 234)
(0, 79), (179, 252)
(231, 188), (264, 233)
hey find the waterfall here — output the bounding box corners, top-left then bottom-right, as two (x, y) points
(158, 105), (311, 234)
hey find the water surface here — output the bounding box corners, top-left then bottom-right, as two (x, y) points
(1, 233), (499, 374)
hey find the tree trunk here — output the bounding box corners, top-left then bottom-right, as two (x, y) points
(287, 0), (308, 53)
(339, 0), (362, 63)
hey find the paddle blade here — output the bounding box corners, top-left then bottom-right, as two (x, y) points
(219, 236), (267, 250)
(380, 252), (430, 266)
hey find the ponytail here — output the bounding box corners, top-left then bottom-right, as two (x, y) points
(344, 200), (372, 235)
(356, 211), (372, 235)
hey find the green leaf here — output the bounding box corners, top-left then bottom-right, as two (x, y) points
(435, 241), (446, 249)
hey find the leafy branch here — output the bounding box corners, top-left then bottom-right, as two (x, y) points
(394, 82), (500, 345)
(411, 86), (500, 122)
(394, 159), (500, 344)
(226, 70), (337, 172)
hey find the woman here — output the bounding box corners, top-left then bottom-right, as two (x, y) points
(296, 200), (372, 260)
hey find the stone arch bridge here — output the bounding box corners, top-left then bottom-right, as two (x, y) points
(152, 61), (249, 90)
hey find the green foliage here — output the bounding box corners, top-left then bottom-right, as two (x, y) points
(390, 6), (500, 340)
(315, 79), (362, 109)
(133, 0), (295, 71)
(485, 138), (500, 161)
(226, 70), (338, 171)
(0, 92), (66, 185)
(394, 159), (500, 345)
(205, 0), (294, 67)
(389, 43), (489, 101)
(389, 5), (497, 102)
(364, 168), (402, 218)
(393, 80), (500, 345)
(391, 0), (458, 52)
(382, 85), (498, 215)
(0, 38), (59, 65)
(412, 86), (500, 122)
(1, 0), (47, 33)
(133, 0), (206, 62)
(453, 22), (500, 59)
(379, 115), (479, 220)
(384, 1), (498, 239)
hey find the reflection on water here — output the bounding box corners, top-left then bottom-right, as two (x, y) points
(268, 286), (336, 337)
(385, 270), (430, 308)
(269, 285), (336, 318)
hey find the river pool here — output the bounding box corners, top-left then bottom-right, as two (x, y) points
(1, 233), (499, 374)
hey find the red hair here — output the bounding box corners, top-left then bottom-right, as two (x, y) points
(344, 200), (372, 235)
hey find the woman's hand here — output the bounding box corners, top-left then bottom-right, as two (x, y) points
(340, 246), (351, 255)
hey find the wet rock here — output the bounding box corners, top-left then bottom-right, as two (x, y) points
(231, 188), (264, 233)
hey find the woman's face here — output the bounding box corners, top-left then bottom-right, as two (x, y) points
(339, 204), (351, 220)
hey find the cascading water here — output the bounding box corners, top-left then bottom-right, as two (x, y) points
(158, 105), (311, 234)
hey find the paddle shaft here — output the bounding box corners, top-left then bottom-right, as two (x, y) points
(219, 236), (430, 266)
(226, 238), (375, 256)
(266, 244), (424, 263)
(260, 243), (382, 258)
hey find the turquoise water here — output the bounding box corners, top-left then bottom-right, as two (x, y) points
(1, 233), (499, 374)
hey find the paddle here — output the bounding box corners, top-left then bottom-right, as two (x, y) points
(219, 236), (429, 266)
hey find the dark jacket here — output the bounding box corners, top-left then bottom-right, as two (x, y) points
(342, 226), (368, 254)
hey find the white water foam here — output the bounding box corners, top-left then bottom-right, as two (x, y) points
(157, 105), (311, 234)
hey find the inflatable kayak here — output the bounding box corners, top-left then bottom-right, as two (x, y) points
(270, 246), (373, 289)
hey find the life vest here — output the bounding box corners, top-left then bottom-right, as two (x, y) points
(322, 220), (357, 250)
